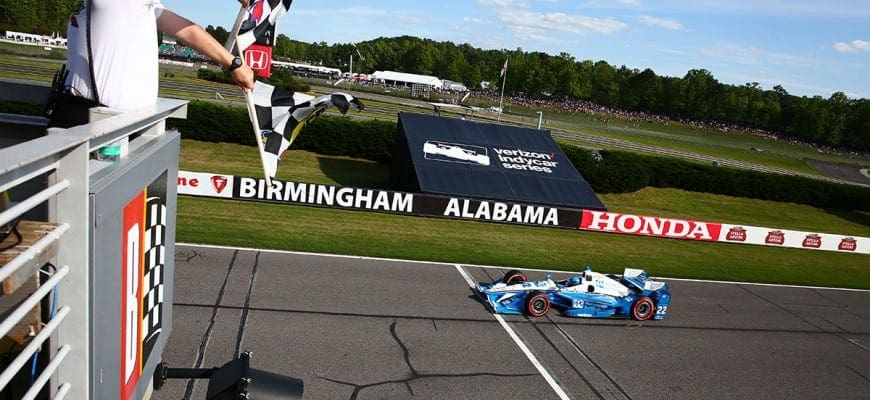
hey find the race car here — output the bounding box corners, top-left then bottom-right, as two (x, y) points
(477, 267), (670, 320)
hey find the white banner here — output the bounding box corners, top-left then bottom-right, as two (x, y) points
(177, 171), (233, 198)
(718, 224), (867, 253)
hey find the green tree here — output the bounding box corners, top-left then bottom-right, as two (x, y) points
(591, 61), (619, 107)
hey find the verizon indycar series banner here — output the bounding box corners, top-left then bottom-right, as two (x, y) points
(177, 171), (868, 254)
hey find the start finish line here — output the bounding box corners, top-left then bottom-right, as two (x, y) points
(176, 170), (869, 255)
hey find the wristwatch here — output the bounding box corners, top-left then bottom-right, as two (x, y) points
(228, 56), (243, 72)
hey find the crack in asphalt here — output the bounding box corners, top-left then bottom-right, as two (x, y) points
(315, 320), (536, 399)
(234, 251), (261, 357)
(174, 249), (204, 263)
(180, 249), (238, 400)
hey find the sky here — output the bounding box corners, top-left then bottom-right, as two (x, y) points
(161, 0), (870, 99)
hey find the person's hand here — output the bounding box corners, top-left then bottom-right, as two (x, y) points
(238, 0), (249, 7)
(232, 64), (255, 91)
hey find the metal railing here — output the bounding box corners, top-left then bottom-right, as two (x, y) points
(0, 81), (186, 399)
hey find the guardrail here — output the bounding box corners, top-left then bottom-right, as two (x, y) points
(0, 81), (186, 399)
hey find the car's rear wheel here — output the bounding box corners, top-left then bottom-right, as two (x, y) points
(525, 292), (550, 317)
(631, 297), (655, 321)
(503, 270), (527, 285)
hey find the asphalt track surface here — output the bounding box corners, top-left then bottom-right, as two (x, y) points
(153, 244), (870, 400)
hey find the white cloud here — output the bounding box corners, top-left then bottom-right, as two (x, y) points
(477, 0), (514, 6)
(497, 9), (628, 39)
(638, 15), (683, 31)
(833, 40), (870, 53)
(463, 16), (487, 24)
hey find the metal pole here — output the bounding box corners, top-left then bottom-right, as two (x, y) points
(224, 6), (248, 52)
(498, 57), (507, 122)
(537, 111), (543, 129)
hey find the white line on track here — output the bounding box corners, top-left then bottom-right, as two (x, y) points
(454, 264), (572, 400)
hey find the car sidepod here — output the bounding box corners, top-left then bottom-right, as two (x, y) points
(550, 291), (621, 318)
(478, 279), (557, 315)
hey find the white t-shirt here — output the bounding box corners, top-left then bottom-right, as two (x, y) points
(65, 0), (165, 111)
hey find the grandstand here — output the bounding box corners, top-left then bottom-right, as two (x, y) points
(158, 43), (207, 63)
(272, 61), (341, 79)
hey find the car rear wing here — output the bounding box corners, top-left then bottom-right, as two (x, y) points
(621, 268), (649, 291)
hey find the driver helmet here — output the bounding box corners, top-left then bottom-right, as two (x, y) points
(568, 276), (581, 286)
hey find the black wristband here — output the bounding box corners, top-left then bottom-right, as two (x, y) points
(228, 56), (243, 72)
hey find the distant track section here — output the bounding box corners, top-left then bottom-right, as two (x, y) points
(548, 129), (847, 184)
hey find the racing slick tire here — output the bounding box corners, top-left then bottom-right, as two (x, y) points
(525, 291), (551, 317)
(631, 297), (655, 321)
(503, 270), (527, 285)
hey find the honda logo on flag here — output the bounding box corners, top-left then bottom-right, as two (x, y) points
(244, 43), (274, 77)
(245, 49), (270, 70)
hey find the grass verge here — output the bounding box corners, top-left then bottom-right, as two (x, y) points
(178, 140), (870, 289)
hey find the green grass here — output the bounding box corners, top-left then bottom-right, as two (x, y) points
(177, 140), (870, 289)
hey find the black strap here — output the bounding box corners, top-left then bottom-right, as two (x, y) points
(86, 0), (100, 105)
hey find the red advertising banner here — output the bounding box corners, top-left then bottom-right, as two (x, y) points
(579, 210), (722, 241)
(120, 190), (145, 399)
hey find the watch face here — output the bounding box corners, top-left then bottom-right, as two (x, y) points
(231, 57), (242, 70)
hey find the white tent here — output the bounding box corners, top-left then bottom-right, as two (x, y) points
(371, 71), (443, 89)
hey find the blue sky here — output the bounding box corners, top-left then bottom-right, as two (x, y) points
(162, 0), (870, 99)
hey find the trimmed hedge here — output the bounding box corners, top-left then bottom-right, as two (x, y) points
(166, 100), (870, 211)
(166, 100), (395, 162)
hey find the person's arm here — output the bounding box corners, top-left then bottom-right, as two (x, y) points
(156, 9), (254, 90)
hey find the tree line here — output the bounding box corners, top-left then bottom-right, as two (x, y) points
(0, 0), (865, 151)
(257, 34), (868, 152)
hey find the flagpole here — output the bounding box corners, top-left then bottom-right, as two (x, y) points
(235, 31), (272, 188)
(243, 88), (273, 188)
(498, 57), (507, 122)
(224, 5), (248, 51)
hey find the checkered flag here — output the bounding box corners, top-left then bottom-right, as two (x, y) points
(142, 197), (166, 361)
(249, 81), (365, 180)
(232, 0), (294, 77)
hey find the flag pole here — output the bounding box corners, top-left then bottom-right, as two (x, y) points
(498, 56), (507, 122)
(235, 31), (272, 188)
(243, 89), (273, 188)
(224, 5), (247, 51)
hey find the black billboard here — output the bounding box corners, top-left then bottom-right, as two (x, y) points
(391, 112), (606, 210)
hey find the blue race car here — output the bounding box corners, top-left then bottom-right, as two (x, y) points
(477, 267), (670, 320)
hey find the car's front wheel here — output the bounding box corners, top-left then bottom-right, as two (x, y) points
(525, 292), (550, 317)
(631, 297), (655, 321)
